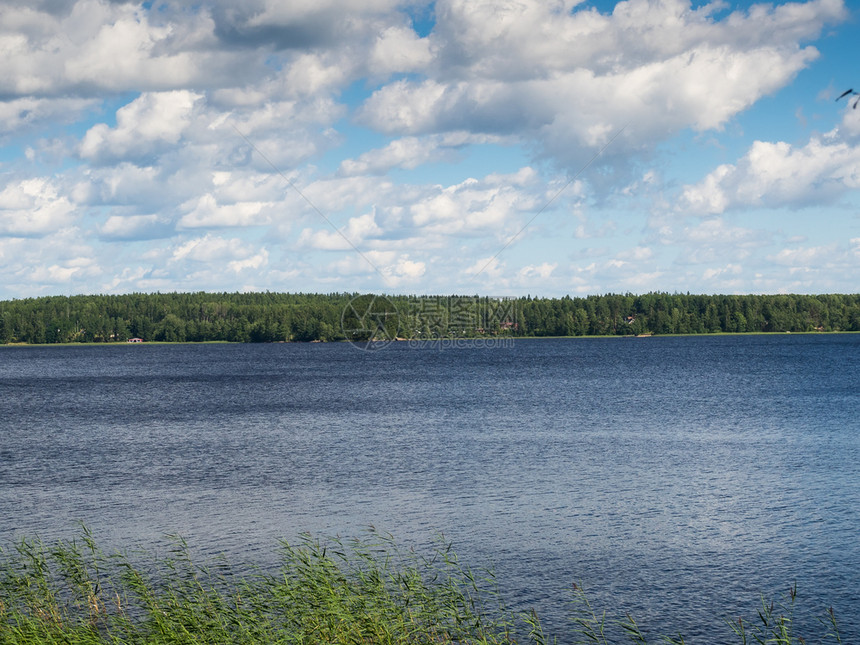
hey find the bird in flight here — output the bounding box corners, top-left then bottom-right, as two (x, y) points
(836, 89), (860, 109)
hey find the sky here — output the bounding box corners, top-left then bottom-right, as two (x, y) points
(1, 0), (859, 299)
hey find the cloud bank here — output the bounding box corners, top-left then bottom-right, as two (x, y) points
(0, 0), (857, 297)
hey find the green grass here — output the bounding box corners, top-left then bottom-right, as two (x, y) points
(0, 528), (842, 644)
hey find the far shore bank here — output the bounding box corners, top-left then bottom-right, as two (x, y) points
(3, 329), (858, 348)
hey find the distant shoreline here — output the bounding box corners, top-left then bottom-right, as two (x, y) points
(2, 292), (858, 344)
(4, 329), (858, 348)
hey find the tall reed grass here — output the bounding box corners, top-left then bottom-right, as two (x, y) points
(0, 527), (841, 644)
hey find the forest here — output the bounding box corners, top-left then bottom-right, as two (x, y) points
(1, 291), (859, 344)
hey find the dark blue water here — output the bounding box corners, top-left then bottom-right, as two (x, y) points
(1, 335), (858, 642)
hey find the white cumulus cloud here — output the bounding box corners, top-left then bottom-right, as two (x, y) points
(80, 91), (202, 163)
(0, 178), (77, 236)
(678, 137), (860, 214)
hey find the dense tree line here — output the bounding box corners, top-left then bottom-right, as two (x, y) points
(516, 292), (860, 336)
(1, 291), (859, 344)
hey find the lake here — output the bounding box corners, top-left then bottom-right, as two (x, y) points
(1, 334), (858, 641)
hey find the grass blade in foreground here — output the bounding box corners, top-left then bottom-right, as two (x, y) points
(0, 529), (843, 644)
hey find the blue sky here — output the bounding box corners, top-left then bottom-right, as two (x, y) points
(1, 0), (858, 299)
